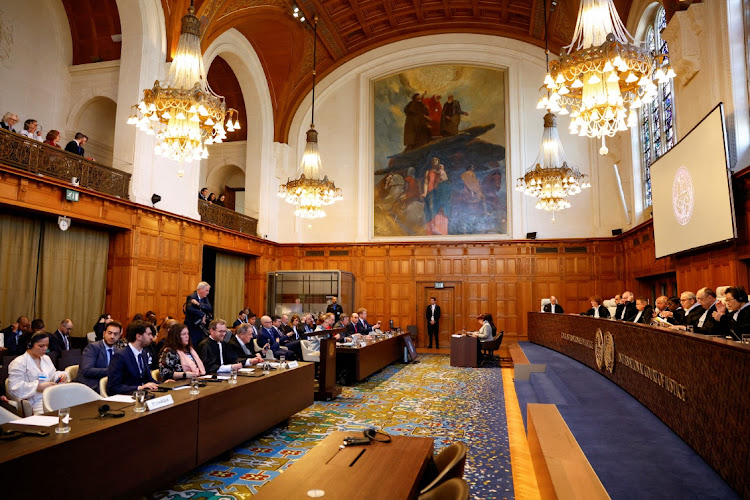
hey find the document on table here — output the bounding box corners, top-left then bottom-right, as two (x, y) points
(13, 415), (59, 427)
(103, 395), (135, 403)
(172, 385), (191, 391)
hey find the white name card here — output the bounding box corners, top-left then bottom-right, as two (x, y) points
(360, 341), (367, 348)
(145, 394), (174, 411)
(287, 361), (299, 369)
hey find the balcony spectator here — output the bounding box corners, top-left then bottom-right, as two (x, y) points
(199, 187), (208, 200)
(44, 129), (62, 148)
(20, 119), (43, 142)
(207, 193), (216, 204)
(0, 112), (19, 132)
(215, 194), (226, 207)
(64, 132), (87, 156)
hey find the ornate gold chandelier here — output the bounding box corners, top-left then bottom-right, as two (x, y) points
(516, 113), (590, 220)
(127, 2), (239, 172)
(539, 0), (675, 155)
(278, 15), (342, 219)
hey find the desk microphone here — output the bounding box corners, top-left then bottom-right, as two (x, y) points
(98, 404), (125, 418)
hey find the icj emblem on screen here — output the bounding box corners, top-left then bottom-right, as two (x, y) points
(672, 166), (694, 226)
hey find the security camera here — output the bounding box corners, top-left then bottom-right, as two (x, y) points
(58, 216), (71, 231)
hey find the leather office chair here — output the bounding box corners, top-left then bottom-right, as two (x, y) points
(5, 379), (33, 417)
(99, 376), (109, 398)
(419, 442), (468, 495)
(418, 478), (470, 500)
(541, 298), (551, 311)
(86, 331), (97, 344)
(300, 340), (320, 362)
(65, 364), (79, 383)
(0, 405), (21, 424)
(43, 382), (102, 413)
(603, 299), (617, 318)
(480, 330), (504, 367)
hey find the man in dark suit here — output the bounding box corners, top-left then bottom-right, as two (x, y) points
(357, 308), (380, 334)
(680, 291), (705, 329)
(694, 287), (721, 335)
(49, 319), (74, 358)
(426, 297), (441, 348)
(184, 281), (213, 347)
(0, 112), (19, 132)
(615, 291), (637, 321)
(227, 324), (266, 363)
(257, 315), (296, 360)
(232, 310), (247, 328)
(197, 319), (251, 373)
(276, 315), (303, 358)
(107, 320), (159, 395)
(714, 286), (750, 341)
(77, 321), (122, 390)
(64, 132), (87, 156)
(543, 296), (564, 314)
(280, 314), (293, 334)
(326, 296), (344, 323)
(1, 316), (32, 356)
(662, 297), (685, 325)
(632, 297), (654, 324)
(199, 187), (209, 200)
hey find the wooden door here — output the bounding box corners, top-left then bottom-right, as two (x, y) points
(423, 287), (454, 347)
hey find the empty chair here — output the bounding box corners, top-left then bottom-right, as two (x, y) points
(86, 331), (97, 344)
(419, 442), (468, 495)
(300, 339), (320, 362)
(43, 382), (102, 413)
(418, 478), (470, 500)
(65, 364), (79, 383)
(99, 376), (108, 397)
(0, 405), (21, 424)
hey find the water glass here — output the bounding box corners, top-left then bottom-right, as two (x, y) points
(262, 361), (271, 374)
(279, 355), (287, 369)
(134, 390), (146, 412)
(189, 377), (200, 395)
(230, 367), (238, 384)
(56, 407), (70, 434)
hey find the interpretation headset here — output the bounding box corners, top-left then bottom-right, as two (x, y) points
(98, 404), (125, 418)
(363, 428), (392, 443)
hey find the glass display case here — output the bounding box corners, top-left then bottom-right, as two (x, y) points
(267, 270), (354, 318)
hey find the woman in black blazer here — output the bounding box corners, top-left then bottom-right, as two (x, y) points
(581, 295), (610, 319)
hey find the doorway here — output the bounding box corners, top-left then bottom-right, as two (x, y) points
(423, 287), (454, 348)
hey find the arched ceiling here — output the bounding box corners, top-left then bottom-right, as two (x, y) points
(63, 0), (694, 142)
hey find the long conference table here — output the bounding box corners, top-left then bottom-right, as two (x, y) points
(528, 312), (750, 498)
(0, 363), (314, 499)
(336, 331), (409, 384)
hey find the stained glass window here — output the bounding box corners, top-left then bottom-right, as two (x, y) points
(639, 6), (675, 208)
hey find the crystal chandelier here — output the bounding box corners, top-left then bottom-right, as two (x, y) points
(539, 0), (675, 155)
(278, 15), (342, 219)
(127, 1), (239, 173)
(516, 113), (590, 220)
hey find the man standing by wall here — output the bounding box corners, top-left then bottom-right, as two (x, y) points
(185, 281), (213, 347)
(426, 297), (441, 348)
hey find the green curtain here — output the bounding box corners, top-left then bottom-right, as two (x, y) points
(214, 252), (246, 324)
(0, 214), (41, 328)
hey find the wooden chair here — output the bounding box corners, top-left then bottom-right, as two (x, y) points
(419, 442), (468, 495)
(418, 478), (470, 500)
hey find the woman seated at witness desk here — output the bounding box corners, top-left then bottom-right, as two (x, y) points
(581, 295), (611, 319)
(159, 323), (206, 381)
(467, 314), (493, 340)
(8, 332), (69, 414)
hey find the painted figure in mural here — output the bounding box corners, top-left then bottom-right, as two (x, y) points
(460, 165), (485, 202)
(440, 95), (469, 136)
(403, 93), (431, 151)
(422, 157), (451, 235)
(422, 94), (443, 137)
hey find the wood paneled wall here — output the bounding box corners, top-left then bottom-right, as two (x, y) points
(3, 163), (749, 341)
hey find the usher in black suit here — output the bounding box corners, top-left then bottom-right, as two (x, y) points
(426, 303), (441, 348)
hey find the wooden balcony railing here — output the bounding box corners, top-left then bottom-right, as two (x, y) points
(198, 199), (258, 237)
(0, 129), (131, 199)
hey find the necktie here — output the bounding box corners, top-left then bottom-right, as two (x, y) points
(63, 335), (69, 350)
(138, 353), (146, 381)
(107, 348), (114, 364)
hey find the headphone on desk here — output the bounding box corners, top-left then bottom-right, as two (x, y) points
(98, 404), (125, 418)
(363, 428), (392, 443)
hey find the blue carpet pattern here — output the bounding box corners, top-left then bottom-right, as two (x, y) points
(516, 342), (739, 500)
(153, 354), (512, 499)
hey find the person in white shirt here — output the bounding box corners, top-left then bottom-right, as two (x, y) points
(543, 296), (564, 314)
(7, 332), (69, 414)
(20, 119), (43, 142)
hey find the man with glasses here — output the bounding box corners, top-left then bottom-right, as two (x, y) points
(679, 291), (705, 330)
(50, 319), (74, 358)
(0, 112), (19, 132)
(197, 319), (245, 373)
(694, 288), (720, 336)
(712, 286), (750, 341)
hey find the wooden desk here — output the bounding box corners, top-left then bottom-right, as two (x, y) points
(337, 332), (407, 384)
(254, 431), (434, 500)
(0, 363), (314, 499)
(450, 335), (478, 367)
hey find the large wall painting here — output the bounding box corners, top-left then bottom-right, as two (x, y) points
(373, 64), (507, 238)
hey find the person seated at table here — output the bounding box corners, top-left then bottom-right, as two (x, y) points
(632, 297), (653, 324)
(581, 295), (610, 318)
(257, 315), (296, 361)
(543, 296), (564, 314)
(680, 291), (705, 328)
(159, 323), (207, 381)
(356, 308), (381, 333)
(661, 296), (684, 325)
(197, 319), (251, 372)
(615, 291), (637, 321)
(290, 314), (303, 337)
(693, 287), (720, 335)
(301, 314), (316, 334)
(76, 321), (122, 391)
(280, 314), (293, 334)
(228, 323), (266, 364)
(347, 312), (361, 336)
(107, 320), (160, 395)
(136, 320), (159, 370)
(467, 314), (493, 340)
(712, 286), (750, 341)
(233, 310), (248, 328)
(276, 315), (304, 359)
(7, 332), (69, 414)
(334, 313), (350, 331)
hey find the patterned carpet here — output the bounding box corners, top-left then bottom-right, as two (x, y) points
(153, 354), (512, 499)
